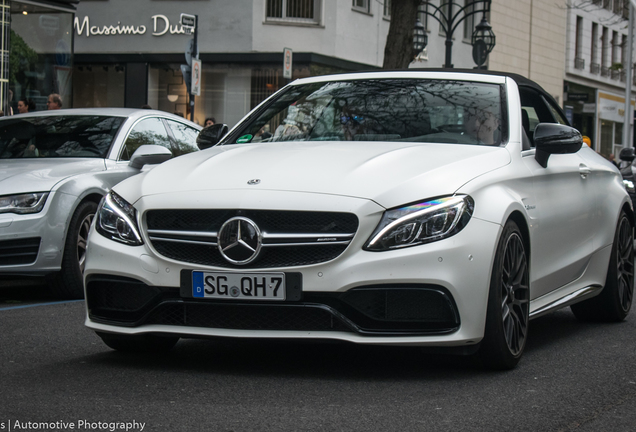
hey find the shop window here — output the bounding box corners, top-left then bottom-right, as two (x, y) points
(120, 117), (172, 161)
(9, 3), (74, 112)
(73, 65), (125, 108)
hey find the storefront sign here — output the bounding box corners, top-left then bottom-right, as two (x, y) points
(598, 92), (635, 124)
(74, 15), (190, 37)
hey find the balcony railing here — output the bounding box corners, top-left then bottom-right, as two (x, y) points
(601, 66), (610, 77)
(590, 63), (600, 74)
(611, 69), (621, 80)
(574, 57), (585, 69)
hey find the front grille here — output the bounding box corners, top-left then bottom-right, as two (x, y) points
(145, 209), (359, 268)
(87, 276), (460, 335)
(0, 237), (40, 265)
(152, 242), (348, 268)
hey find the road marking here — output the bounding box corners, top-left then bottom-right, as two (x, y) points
(0, 300), (83, 311)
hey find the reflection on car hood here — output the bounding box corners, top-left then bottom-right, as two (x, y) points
(0, 158), (106, 195)
(127, 141), (510, 208)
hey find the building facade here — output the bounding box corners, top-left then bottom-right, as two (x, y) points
(72, 0), (392, 126)
(2, 0), (77, 115)
(71, 0), (492, 127)
(563, 0), (635, 157)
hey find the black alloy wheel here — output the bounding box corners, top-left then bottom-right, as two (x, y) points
(479, 220), (530, 369)
(571, 211), (634, 322)
(614, 215), (634, 313)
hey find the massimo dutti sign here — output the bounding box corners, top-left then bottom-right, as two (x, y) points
(74, 15), (191, 37)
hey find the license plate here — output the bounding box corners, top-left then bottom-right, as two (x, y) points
(192, 271), (286, 301)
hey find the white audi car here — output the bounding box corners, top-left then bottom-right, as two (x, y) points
(84, 71), (633, 369)
(0, 109), (201, 298)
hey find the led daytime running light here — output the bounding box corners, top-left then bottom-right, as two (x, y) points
(367, 196), (466, 248)
(100, 192), (143, 245)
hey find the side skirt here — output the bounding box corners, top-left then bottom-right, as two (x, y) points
(529, 284), (603, 319)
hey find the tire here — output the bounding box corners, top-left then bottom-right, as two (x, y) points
(97, 332), (179, 353)
(479, 220), (530, 370)
(571, 211), (634, 322)
(48, 201), (98, 299)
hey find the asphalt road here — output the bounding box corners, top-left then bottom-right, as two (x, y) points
(2, 285), (636, 432)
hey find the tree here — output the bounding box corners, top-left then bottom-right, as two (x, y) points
(382, 0), (422, 69)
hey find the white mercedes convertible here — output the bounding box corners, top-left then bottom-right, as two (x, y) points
(84, 71), (633, 369)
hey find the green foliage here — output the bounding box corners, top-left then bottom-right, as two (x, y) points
(9, 29), (38, 84)
(610, 62), (623, 71)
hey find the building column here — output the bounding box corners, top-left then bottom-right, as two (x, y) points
(1, 0), (9, 115)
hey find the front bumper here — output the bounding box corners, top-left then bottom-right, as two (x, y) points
(84, 209), (502, 347)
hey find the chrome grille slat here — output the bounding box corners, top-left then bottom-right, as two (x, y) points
(145, 209), (359, 268)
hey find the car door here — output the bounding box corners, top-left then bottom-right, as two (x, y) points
(520, 87), (598, 299)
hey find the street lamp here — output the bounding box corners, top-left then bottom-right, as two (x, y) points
(471, 15), (496, 68)
(413, 19), (428, 59)
(419, 0), (495, 68)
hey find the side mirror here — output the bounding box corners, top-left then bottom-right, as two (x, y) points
(129, 144), (172, 169)
(619, 147), (636, 163)
(197, 124), (229, 149)
(534, 123), (582, 168)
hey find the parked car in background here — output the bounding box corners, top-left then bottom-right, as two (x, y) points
(619, 147), (636, 215)
(0, 108), (201, 299)
(84, 71), (633, 370)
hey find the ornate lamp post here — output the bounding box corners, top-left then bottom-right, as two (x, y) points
(471, 14), (496, 68)
(419, 0), (495, 68)
(413, 19), (428, 59)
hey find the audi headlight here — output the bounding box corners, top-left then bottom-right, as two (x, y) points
(96, 191), (143, 246)
(364, 195), (474, 251)
(623, 179), (635, 194)
(0, 192), (48, 214)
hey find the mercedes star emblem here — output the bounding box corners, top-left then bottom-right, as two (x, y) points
(217, 216), (262, 265)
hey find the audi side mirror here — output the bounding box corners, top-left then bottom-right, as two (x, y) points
(129, 144), (173, 169)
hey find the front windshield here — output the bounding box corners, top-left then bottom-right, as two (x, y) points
(0, 115), (125, 159)
(231, 79), (504, 146)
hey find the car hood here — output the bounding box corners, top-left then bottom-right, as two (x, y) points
(0, 158), (106, 195)
(126, 141), (510, 209)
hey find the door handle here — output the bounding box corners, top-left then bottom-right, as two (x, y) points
(579, 164), (591, 179)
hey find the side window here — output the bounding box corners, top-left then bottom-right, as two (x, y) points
(120, 117), (172, 161)
(519, 88), (559, 147)
(543, 97), (569, 125)
(165, 120), (200, 156)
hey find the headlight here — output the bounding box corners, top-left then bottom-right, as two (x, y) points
(364, 195), (474, 251)
(95, 191), (143, 246)
(623, 179), (635, 193)
(0, 192), (48, 214)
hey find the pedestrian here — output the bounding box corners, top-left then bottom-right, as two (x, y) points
(47, 93), (62, 110)
(204, 117), (216, 127)
(17, 98), (35, 114)
(17, 99), (29, 114)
